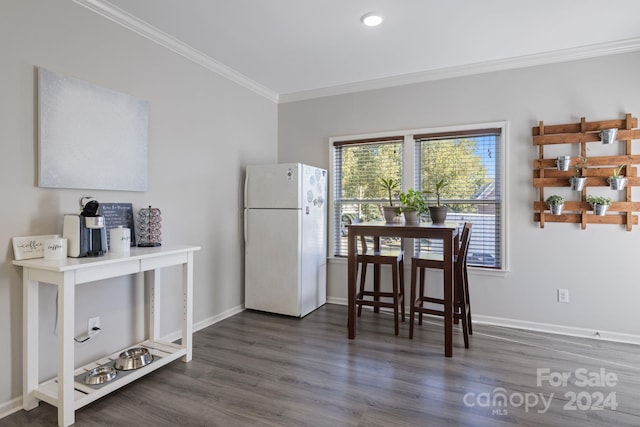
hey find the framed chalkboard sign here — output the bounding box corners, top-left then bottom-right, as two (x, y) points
(101, 203), (136, 247)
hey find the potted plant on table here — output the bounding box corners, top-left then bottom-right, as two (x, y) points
(545, 195), (565, 215)
(586, 195), (612, 216)
(399, 188), (426, 224)
(379, 178), (401, 222)
(569, 156), (588, 191)
(607, 165), (627, 190)
(425, 178), (449, 224)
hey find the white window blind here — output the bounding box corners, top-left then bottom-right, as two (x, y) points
(415, 129), (502, 268)
(332, 137), (403, 257)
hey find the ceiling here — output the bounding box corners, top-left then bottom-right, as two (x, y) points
(81, 0), (640, 102)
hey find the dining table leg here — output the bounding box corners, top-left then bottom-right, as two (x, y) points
(373, 236), (380, 312)
(443, 230), (454, 357)
(347, 227), (356, 339)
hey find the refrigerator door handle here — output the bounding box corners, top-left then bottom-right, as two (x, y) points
(243, 209), (248, 244)
(243, 171), (248, 208)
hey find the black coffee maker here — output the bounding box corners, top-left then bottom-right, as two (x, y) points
(63, 198), (108, 257)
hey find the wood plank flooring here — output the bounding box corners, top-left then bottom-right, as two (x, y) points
(3, 304), (640, 426)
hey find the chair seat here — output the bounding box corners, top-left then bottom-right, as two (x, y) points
(358, 248), (404, 261)
(412, 252), (459, 267)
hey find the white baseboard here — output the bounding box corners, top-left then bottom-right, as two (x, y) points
(472, 314), (640, 346)
(161, 304), (245, 343)
(326, 298), (640, 345)
(0, 397), (23, 419)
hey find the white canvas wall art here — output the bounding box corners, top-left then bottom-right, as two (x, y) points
(38, 67), (149, 191)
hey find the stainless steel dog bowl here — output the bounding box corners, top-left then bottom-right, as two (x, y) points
(114, 347), (153, 371)
(84, 366), (117, 385)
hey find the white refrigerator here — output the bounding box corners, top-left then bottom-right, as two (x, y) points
(244, 163), (327, 317)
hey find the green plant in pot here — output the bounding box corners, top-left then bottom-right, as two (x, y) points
(399, 188), (425, 223)
(379, 177), (401, 222)
(608, 165), (626, 190)
(425, 178), (449, 223)
(545, 194), (565, 215)
(569, 156), (588, 191)
(586, 195), (612, 216)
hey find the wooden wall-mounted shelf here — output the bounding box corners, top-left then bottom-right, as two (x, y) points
(532, 114), (640, 231)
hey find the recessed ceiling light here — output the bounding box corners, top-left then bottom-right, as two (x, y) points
(361, 12), (383, 27)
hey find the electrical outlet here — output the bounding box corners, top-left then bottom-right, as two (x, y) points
(88, 316), (100, 334)
(558, 289), (569, 303)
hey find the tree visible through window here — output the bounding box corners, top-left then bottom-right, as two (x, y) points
(331, 125), (504, 269)
(416, 129), (502, 268)
(333, 137), (402, 255)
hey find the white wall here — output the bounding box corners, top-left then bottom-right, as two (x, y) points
(278, 51), (640, 341)
(0, 0), (276, 409)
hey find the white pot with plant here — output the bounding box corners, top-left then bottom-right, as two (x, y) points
(607, 165), (627, 190)
(379, 178), (400, 222)
(569, 156), (588, 191)
(425, 178), (449, 224)
(587, 195), (612, 216)
(545, 195), (565, 215)
(399, 188), (425, 224)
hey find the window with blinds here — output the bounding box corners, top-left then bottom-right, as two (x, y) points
(332, 137), (403, 257)
(415, 129), (502, 268)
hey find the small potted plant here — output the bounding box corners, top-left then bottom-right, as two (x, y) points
(600, 128), (618, 145)
(586, 195), (612, 216)
(545, 195), (565, 215)
(424, 178), (449, 223)
(556, 155), (571, 171)
(607, 165), (626, 190)
(379, 177), (400, 222)
(569, 156), (588, 191)
(399, 188), (426, 223)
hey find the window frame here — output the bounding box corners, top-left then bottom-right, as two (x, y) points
(329, 121), (509, 272)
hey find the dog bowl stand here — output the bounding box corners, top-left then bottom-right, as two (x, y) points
(14, 244), (200, 427)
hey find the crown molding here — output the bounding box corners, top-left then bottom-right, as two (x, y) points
(279, 38), (640, 103)
(72, 0), (279, 103)
(72, 0), (640, 105)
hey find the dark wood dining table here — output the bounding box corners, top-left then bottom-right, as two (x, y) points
(347, 221), (460, 357)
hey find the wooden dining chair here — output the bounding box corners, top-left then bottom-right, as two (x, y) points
(409, 222), (472, 347)
(355, 235), (405, 335)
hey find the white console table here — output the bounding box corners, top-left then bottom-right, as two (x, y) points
(13, 244), (201, 427)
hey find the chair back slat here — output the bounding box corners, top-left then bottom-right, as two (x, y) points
(457, 222), (472, 267)
(359, 235), (368, 253)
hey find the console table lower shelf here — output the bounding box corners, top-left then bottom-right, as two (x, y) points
(34, 340), (184, 411)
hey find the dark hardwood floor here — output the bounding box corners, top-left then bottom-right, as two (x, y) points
(3, 304), (640, 426)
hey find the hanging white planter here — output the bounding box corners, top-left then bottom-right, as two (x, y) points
(608, 177), (627, 190)
(549, 203), (564, 215)
(569, 177), (586, 191)
(556, 156), (571, 171)
(592, 204), (609, 216)
(600, 128), (618, 145)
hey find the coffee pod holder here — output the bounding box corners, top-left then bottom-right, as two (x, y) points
(137, 205), (162, 247)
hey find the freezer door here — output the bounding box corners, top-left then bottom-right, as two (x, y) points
(245, 163), (301, 209)
(245, 208), (302, 316)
